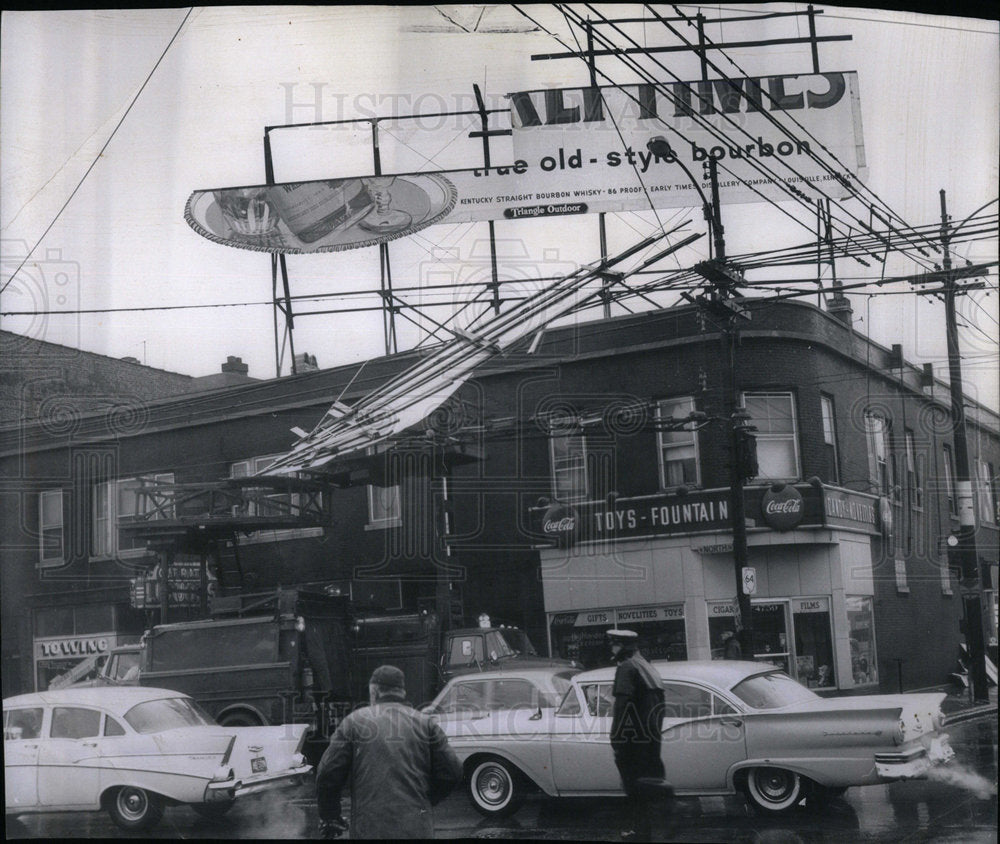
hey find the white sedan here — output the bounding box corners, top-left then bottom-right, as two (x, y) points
(4, 686), (312, 831)
(440, 660), (955, 816)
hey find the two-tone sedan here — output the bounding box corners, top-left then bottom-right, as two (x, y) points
(441, 660), (955, 817)
(4, 686), (312, 831)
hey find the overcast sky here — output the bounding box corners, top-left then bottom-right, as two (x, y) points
(1, 4), (997, 410)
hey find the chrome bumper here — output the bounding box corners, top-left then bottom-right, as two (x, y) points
(204, 764), (313, 802)
(874, 734), (954, 779)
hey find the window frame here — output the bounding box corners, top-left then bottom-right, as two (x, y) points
(742, 392), (801, 482)
(819, 394), (840, 484)
(977, 460), (996, 525)
(656, 396), (701, 490)
(904, 430), (923, 511)
(39, 489), (65, 567)
(367, 482), (402, 528)
(230, 455), (324, 541)
(92, 473), (174, 559)
(942, 444), (957, 517)
(864, 411), (896, 500)
(549, 433), (589, 502)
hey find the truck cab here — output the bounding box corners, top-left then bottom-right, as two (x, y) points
(441, 625), (576, 683)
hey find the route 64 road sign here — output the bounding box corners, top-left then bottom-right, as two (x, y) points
(742, 567), (757, 595)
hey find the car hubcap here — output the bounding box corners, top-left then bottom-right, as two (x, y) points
(756, 769), (794, 802)
(478, 766), (510, 806)
(118, 789), (148, 819)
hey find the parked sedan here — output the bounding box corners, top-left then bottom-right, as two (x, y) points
(441, 660), (955, 817)
(425, 666), (581, 726)
(4, 686), (312, 831)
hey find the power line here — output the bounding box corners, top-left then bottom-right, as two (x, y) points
(0, 8), (195, 296)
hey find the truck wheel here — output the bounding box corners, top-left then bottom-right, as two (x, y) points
(108, 786), (165, 831)
(468, 757), (525, 817)
(219, 710), (264, 727)
(743, 766), (803, 814)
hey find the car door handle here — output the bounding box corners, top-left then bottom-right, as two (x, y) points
(81, 741), (98, 747)
(720, 718), (743, 728)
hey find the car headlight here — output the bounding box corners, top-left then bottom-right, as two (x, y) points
(211, 766), (235, 783)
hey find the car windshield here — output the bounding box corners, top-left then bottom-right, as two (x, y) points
(730, 671), (821, 710)
(124, 697), (215, 733)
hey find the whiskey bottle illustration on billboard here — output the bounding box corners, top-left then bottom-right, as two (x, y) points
(358, 176), (412, 233)
(266, 179), (374, 243)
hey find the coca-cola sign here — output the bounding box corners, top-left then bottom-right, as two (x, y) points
(542, 503), (579, 546)
(761, 484), (805, 531)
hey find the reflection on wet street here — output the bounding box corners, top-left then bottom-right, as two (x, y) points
(7, 715), (996, 841)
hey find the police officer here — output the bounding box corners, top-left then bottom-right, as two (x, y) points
(607, 628), (668, 841)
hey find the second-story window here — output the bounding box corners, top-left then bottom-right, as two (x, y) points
(905, 430), (923, 510)
(864, 412), (894, 499)
(820, 394), (839, 484)
(978, 460), (996, 525)
(942, 444), (957, 516)
(550, 434), (588, 502)
(368, 483), (402, 527)
(39, 489), (64, 567)
(656, 397), (700, 489)
(93, 474), (174, 557)
(744, 393), (799, 481)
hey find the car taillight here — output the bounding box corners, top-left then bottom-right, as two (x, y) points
(292, 753), (306, 767)
(893, 718), (906, 745)
(211, 766), (234, 783)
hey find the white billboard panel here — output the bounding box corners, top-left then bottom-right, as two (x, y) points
(508, 72), (867, 209)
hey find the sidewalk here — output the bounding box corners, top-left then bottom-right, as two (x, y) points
(939, 681), (998, 726)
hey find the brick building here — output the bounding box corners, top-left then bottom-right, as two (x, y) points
(1, 300), (997, 697)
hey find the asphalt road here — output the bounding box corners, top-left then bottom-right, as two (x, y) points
(6, 714), (997, 841)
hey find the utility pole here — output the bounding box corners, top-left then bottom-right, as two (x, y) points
(938, 190), (990, 703)
(683, 157), (756, 655)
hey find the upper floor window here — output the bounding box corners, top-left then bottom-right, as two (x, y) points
(743, 393), (799, 481)
(39, 489), (64, 567)
(550, 434), (588, 502)
(820, 394), (839, 484)
(231, 456), (324, 538)
(942, 444), (957, 516)
(978, 460), (996, 525)
(905, 430), (923, 510)
(368, 483), (402, 527)
(656, 397), (700, 489)
(93, 474), (174, 557)
(864, 412), (894, 499)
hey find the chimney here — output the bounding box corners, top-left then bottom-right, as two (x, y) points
(293, 352), (319, 372)
(221, 356), (248, 375)
(826, 294), (853, 327)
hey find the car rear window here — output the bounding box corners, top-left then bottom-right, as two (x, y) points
(731, 671), (821, 710)
(125, 697), (215, 733)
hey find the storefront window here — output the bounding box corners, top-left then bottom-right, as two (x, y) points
(846, 595), (878, 686)
(791, 597), (835, 689)
(707, 601), (739, 659)
(548, 605), (686, 669)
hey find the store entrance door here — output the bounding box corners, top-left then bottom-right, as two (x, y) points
(750, 602), (791, 673)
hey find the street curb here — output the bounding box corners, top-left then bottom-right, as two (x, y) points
(942, 704), (998, 727)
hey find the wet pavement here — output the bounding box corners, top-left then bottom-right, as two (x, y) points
(6, 690), (996, 841)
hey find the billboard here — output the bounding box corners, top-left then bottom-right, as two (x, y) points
(185, 71), (866, 254)
(509, 72), (866, 209)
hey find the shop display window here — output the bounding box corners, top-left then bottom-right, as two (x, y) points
(846, 595), (878, 686)
(548, 605), (687, 670)
(751, 602), (791, 674)
(792, 598), (835, 688)
(707, 603), (739, 659)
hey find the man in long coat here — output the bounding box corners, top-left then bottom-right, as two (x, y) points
(316, 664), (462, 839)
(608, 628), (667, 841)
